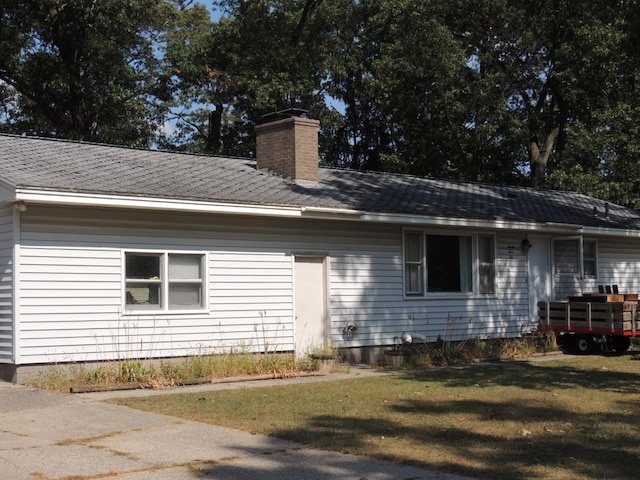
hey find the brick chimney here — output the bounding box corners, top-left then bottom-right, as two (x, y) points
(255, 109), (320, 182)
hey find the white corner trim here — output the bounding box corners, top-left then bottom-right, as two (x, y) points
(12, 208), (21, 365)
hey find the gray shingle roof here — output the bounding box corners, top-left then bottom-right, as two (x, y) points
(1, 134), (639, 230)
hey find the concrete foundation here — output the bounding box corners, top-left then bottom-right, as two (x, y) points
(1, 347), (393, 384)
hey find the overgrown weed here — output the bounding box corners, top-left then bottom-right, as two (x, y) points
(407, 331), (559, 367)
(29, 351), (303, 392)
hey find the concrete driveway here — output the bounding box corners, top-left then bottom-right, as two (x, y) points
(0, 371), (475, 480)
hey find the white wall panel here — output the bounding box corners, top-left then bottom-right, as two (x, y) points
(15, 206), (543, 364)
(596, 239), (640, 293)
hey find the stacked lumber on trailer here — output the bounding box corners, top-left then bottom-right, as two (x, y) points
(567, 294), (624, 303)
(538, 300), (639, 334)
(566, 292), (640, 303)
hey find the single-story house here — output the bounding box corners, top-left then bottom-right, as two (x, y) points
(2, 112), (640, 382)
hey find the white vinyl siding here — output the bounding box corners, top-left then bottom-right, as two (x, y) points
(331, 232), (529, 344)
(13, 205), (572, 364)
(0, 204), (14, 363)
(590, 240), (640, 294)
(16, 207), (300, 363)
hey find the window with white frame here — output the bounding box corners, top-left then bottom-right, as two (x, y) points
(125, 252), (205, 310)
(403, 231), (495, 296)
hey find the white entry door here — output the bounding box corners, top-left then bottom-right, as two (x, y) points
(294, 256), (328, 355)
(528, 236), (551, 324)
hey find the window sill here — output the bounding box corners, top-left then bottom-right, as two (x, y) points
(403, 293), (497, 300)
(122, 308), (209, 316)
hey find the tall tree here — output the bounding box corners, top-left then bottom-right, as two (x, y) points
(156, 3), (220, 151)
(324, 0), (468, 176)
(457, 0), (640, 189)
(0, 0), (184, 145)
(543, 0), (640, 207)
(161, 0), (336, 156)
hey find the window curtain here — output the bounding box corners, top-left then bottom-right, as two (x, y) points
(169, 254), (202, 279)
(459, 236), (472, 292)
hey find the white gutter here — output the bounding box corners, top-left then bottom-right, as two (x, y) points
(543, 221), (583, 230)
(308, 209), (640, 237)
(300, 206), (366, 218)
(580, 226), (640, 238)
(14, 189), (304, 218)
(358, 211), (538, 230)
(13, 188), (640, 238)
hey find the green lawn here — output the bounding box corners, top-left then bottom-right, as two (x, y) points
(110, 354), (640, 480)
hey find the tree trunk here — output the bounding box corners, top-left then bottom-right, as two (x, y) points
(206, 104), (223, 152)
(530, 125), (560, 188)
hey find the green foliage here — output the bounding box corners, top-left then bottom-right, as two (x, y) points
(160, 0), (335, 154)
(0, 0), (185, 144)
(81, 360), (156, 385)
(305, 342), (338, 358)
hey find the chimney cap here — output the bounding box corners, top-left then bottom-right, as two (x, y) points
(259, 108), (309, 124)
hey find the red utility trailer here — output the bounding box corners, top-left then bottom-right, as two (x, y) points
(538, 293), (640, 354)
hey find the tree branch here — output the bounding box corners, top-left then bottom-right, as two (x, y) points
(291, 0), (323, 44)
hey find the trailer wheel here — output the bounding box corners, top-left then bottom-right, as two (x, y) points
(575, 335), (594, 354)
(610, 336), (631, 353)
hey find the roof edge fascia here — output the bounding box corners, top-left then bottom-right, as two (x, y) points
(14, 189), (640, 238)
(360, 211), (564, 232)
(305, 207), (564, 232)
(580, 226), (640, 238)
(308, 209), (640, 237)
(14, 189), (304, 218)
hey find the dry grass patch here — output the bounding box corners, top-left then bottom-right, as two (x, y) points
(28, 352), (304, 392)
(110, 354), (640, 480)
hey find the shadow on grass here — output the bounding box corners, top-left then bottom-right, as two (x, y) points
(265, 361), (640, 480)
(196, 446), (450, 480)
(273, 410), (638, 480)
(413, 356), (640, 394)
(118, 358), (640, 480)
